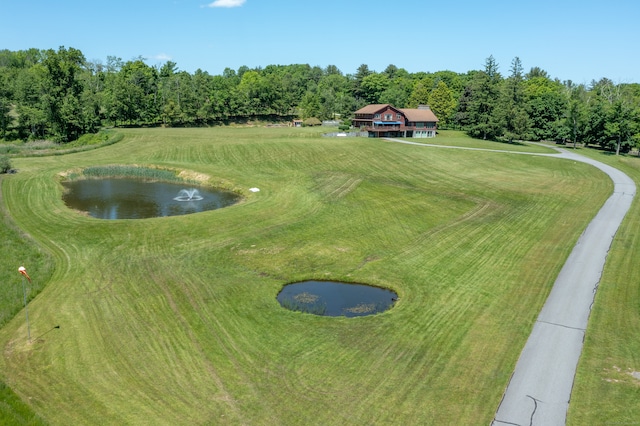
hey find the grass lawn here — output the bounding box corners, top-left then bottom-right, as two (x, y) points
(0, 127), (615, 424)
(565, 148), (640, 425)
(399, 130), (558, 153)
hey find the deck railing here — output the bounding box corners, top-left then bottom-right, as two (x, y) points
(363, 126), (435, 132)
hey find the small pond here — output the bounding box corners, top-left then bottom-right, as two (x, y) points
(62, 178), (240, 219)
(277, 280), (397, 317)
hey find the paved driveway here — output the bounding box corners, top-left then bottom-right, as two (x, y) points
(384, 139), (636, 425)
(492, 149), (635, 425)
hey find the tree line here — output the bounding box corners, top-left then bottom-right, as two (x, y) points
(1, 47), (639, 152)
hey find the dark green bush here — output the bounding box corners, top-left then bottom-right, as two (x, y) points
(0, 154), (11, 173)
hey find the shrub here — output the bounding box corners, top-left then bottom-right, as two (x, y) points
(0, 155), (11, 173)
(66, 130), (113, 148)
(303, 117), (322, 127)
(0, 145), (20, 155)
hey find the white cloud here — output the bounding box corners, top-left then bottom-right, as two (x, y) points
(206, 0), (246, 8)
(153, 53), (172, 61)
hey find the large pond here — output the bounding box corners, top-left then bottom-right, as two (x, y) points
(62, 178), (240, 219)
(277, 280), (397, 317)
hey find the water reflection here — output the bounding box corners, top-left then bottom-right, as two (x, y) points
(277, 280), (397, 317)
(62, 178), (240, 219)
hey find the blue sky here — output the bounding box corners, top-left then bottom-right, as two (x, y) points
(2, 0), (639, 84)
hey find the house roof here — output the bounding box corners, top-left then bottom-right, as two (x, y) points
(354, 104), (396, 115)
(355, 104), (439, 122)
(399, 108), (439, 122)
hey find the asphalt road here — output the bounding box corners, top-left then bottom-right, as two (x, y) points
(384, 139), (636, 425)
(492, 149), (635, 426)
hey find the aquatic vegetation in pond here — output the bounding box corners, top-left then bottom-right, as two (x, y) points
(280, 298), (327, 316)
(277, 280), (397, 317)
(78, 165), (188, 182)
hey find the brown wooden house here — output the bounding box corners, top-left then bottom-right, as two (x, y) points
(353, 104), (439, 138)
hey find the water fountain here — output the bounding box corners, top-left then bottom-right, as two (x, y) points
(62, 179), (241, 219)
(174, 188), (204, 201)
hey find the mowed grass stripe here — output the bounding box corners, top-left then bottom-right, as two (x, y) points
(567, 151), (640, 425)
(0, 128), (612, 425)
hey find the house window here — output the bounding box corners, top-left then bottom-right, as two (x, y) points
(374, 114), (380, 119)
(384, 114), (393, 121)
(397, 113), (402, 120)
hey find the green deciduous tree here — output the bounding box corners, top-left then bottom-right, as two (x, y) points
(605, 98), (638, 154)
(407, 80), (431, 108)
(523, 74), (566, 141)
(104, 59), (159, 125)
(360, 73), (390, 104)
(0, 80), (10, 138)
(299, 91), (322, 119)
(428, 81), (456, 128)
(583, 97), (607, 148)
(559, 82), (588, 146)
(40, 47), (87, 141)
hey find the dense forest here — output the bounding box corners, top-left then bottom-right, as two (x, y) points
(1, 46), (639, 152)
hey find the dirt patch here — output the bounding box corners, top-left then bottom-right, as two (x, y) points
(177, 169), (210, 183)
(234, 245), (285, 255)
(602, 366), (640, 385)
